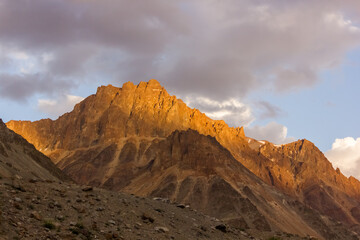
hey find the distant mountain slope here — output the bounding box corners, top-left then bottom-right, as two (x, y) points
(0, 118), (69, 181)
(6, 80), (360, 238)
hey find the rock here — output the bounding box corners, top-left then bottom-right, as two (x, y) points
(56, 215), (65, 221)
(29, 178), (38, 183)
(13, 203), (22, 210)
(176, 204), (186, 209)
(108, 220), (116, 225)
(215, 224), (227, 233)
(54, 202), (62, 208)
(155, 226), (169, 233)
(30, 211), (42, 221)
(82, 186), (93, 192)
(14, 197), (22, 202)
(141, 213), (155, 223)
(11, 181), (26, 192)
(154, 208), (163, 213)
(31, 198), (40, 204)
(200, 226), (207, 232)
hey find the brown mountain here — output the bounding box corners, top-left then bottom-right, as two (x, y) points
(0, 118), (69, 182)
(6, 80), (360, 239)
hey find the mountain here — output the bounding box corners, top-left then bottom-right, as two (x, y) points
(6, 80), (360, 239)
(0, 118), (69, 182)
(0, 117), (329, 240)
(0, 117), (296, 240)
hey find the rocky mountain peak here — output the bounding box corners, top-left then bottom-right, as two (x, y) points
(146, 78), (162, 88)
(7, 79), (246, 154)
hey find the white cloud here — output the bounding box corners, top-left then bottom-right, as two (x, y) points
(245, 122), (295, 145)
(8, 51), (29, 60)
(324, 12), (360, 33)
(38, 94), (84, 118)
(184, 96), (255, 127)
(184, 96), (294, 145)
(325, 137), (360, 179)
(0, 48), (51, 75)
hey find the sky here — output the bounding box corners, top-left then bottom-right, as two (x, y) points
(0, 0), (359, 178)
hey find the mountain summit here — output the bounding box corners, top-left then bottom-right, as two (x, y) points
(7, 80), (360, 239)
(7, 80), (244, 156)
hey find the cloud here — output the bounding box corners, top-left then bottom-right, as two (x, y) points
(0, 0), (359, 100)
(254, 101), (284, 119)
(325, 137), (360, 179)
(0, 73), (72, 101)
(245, 122), (295, 144)
(184, 96), (292, 145)
(38, 94), (84, 118)
(184, 96), (255, 127)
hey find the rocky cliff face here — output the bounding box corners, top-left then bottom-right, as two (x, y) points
(6, 80), (360, 238)
(257, 139), (360, 225)
(0, 118), (69, 181)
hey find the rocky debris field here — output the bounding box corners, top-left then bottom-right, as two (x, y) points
(0, 177), (319, 240)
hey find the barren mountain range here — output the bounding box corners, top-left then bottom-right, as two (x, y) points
(0, 120), (256, 240)
(5, 80), (360, 239)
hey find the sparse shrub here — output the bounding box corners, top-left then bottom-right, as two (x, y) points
(70, 227), (79, 235)
(75, 222), (84, 229)
(268, 237), (282, 240)
(43, 220), (55, 230)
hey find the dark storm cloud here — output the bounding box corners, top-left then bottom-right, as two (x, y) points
(0, 0), (360, 101)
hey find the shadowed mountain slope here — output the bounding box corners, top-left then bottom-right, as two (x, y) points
(0, 118), (69, 181)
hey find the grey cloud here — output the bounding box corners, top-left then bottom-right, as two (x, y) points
(48, 44), (98, 76)
(274, 67), (318, 92)
(0, 74), (71, 101)
(0, 0), (360, 100)
(0, 0), (186, 52)
(255, 101), (283, 119)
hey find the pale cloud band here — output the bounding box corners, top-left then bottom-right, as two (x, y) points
(38, 94), (84, 118)
(245, 122), (295, 145)
(184, 96), (255, 127)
